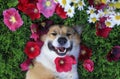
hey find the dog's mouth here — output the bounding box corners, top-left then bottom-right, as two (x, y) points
(48, 42), (73, 56)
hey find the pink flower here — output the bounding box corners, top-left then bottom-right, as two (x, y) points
(30, 33), (39, 41)
(54, 55), (76, 72)
(30, 24), (38, 34)
(3, 8), (23, 31)
(83, 59), (94, 72)
(20, 59), (32, 71)
(37, 0), (57, 18)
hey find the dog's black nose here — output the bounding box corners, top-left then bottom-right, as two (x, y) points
(58, 37), (67, 45)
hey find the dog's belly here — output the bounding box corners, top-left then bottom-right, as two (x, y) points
(35, 45), (80, 79)
(36, 55), (79, 79)
(54, 66), (79, 79)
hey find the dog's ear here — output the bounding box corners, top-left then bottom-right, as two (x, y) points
(40, 34), (47, 42)
(73, 25), (82, 35)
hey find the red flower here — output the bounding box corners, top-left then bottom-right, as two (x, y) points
(95, 20), (112, 38)
(54, 55), (76, 72)
(55, 4), (67, 19)
(88, 0), (94, 5)
(20, 58), (32, 71)
(24, 4), (40, 20)
(83, 59), (94, 72)
(18, 0), (40, 20)
(79, 45), (92, 61)
(17, 0), (29, 12)
(24, 41), (40, 59)
(106, 46), (120, 62)
(95, 3), (107, 10)
(96, 24), (112, 38)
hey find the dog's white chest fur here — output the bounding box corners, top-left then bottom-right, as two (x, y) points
(36, 44), (80, 79)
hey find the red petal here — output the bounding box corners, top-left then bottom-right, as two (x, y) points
(55, 4), (67, 19)
(96, 27), (112, 38)
(24, 41), (40, 59)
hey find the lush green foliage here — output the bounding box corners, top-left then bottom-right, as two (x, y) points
(0, 0), (120, 79)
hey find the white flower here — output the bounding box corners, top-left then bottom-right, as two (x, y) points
(64, 5), (75, 18)
(77, 0), (85, 11)
(86, 6), (96, 14)
(88, 13), (99, 23)
(105, 19), (115, 28)
(71, 0), (79, 3)
(57, 0), (71, 8)
(97, 9), (105, 18)
(110, 13), (120, 26)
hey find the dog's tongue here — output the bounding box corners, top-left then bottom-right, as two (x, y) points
(57, 47), (65, 52)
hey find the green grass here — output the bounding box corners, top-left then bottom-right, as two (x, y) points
(0, 0), (120, 79)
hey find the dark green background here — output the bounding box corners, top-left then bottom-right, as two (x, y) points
(0, 0), (120, 79)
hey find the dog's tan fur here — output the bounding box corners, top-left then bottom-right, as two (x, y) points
(47, 25), (81, 44)
(26, 61), (55, 79)
(26, 25), (81, 79)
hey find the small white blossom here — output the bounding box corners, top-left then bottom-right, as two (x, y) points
(64, 5), (75, 18)
(88, 13), (99, 23)
(77, 0), (85, 11)
(105, 18), (115, 28)
(86, 6), (96, 14)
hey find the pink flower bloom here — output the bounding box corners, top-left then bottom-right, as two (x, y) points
(30, 33), (39, 41)
(20, 59), (32, 71)
(83, 59), (94, 72)
(54, 55), (76, 72)
(3, 8), (23, 31)
(30, 24), (38, 34)
(37, 0), (57, 18)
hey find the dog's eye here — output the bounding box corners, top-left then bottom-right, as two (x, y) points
(66, 33), (72, 37)
(51, 33), (57, 36)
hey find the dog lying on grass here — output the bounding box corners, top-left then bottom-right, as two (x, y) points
(26, 25), (82, 79)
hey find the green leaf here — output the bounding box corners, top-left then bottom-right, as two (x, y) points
(7, 0), (18, 7)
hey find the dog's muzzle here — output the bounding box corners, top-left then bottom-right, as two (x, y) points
(48, 41), (73, 56)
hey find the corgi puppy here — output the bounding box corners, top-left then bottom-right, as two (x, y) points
(26, 25), (82, 79)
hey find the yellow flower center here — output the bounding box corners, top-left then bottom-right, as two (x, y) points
(115, 15), (120, 20)
(105, 21), (111, 27)
(41, 22), (46, 27)
(60, 60), (64, 65)
(30, 47), (35, 52)
(90, 10), (94, 14)
(81, 50), (86, 55)
(114, 2), (120, 9)
(73, 3), (78, 8)
(46, 0), (51, 7)
(101, 0), (107, 4)
(79, 1), (83, 6)
(34, 9), (38, 13)
(94, 0), (101, 4)
(9, 16), (16, 23)
(109, 3), (114, 7)
(91, 17), (97, 22)
(68, 9), (72, 13)
(62, 0), (66, 6)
